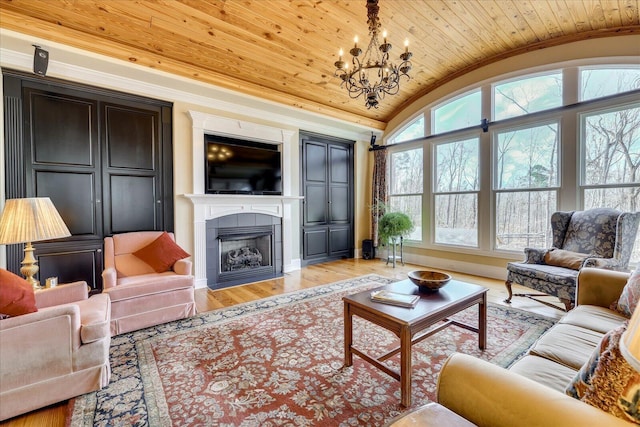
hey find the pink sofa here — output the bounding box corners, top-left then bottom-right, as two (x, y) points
(0, 281), (111, 421)
(102, 231), (196, 335)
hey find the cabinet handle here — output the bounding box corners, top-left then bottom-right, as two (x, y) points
(156, 200), (161, 204)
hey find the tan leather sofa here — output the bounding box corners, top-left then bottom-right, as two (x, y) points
(102, 231), (196, 335)
(0, 281), (111, 421)
(435, 268), (634, 426)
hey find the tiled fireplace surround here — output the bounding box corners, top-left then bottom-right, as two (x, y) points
(184, 111), (303, 289)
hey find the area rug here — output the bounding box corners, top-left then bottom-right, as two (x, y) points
(68, 274), (556, 427)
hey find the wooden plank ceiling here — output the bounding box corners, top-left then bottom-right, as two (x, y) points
(1, 0), (638, 130)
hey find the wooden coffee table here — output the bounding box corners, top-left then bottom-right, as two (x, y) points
(343, 279), (488, 407)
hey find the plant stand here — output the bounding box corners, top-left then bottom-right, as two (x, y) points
(386, 236), (404, 268)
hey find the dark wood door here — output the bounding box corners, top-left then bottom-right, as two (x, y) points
(102, 102), (163, 234)
(3, 70), (173, 291)
(300, 132), (354, 265)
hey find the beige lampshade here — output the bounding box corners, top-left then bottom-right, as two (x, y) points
(621, 303), (640, 372)
(0, 197), (71, 244)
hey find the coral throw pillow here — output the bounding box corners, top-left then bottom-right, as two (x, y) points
(132, 232), (190, 273)
(614, 266), (640, 317)
(566, 322), (640, 423)
(0, 269), (38, 317)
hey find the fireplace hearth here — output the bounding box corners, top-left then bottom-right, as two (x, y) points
(206, 214), (282, 289)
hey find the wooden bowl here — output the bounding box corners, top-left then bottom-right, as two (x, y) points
(408, 270), (451, 292)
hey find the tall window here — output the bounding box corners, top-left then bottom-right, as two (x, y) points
(434, 138), (480, 247)
(581, 103), (640, 211)
(389, 148), (423, 241)
(494, 122), (560, 250)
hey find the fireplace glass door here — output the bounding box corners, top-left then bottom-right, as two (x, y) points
(220, 233), (272, 273)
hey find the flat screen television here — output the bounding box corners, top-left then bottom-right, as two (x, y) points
(205, 135), (282, 195)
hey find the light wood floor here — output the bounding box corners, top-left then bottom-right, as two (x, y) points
(1, 259), (564, 427)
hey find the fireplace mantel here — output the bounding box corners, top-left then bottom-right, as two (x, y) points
(184, 194), (303, 288)
(184, 193), (303, 220)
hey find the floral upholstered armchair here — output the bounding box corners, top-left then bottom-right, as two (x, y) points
(505, 208), (640, 311)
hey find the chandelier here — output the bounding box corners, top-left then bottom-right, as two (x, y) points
(334, 0), (413, 109)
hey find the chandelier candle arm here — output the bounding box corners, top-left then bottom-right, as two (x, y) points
(333, 0), (413, 109)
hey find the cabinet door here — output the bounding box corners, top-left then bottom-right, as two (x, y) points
(37, 242), (103, 292)
(22, 86), (104, 290)
(24, 88), (102, 241)
(102, 103), (163, 234)
(302, 141), (328, 226)
(300, 134), (354, 265)
(328, 145), (350, 224)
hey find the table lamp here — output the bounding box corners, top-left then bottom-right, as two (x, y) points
(621, 303), (640, 372)
(0, 197), (71, 289)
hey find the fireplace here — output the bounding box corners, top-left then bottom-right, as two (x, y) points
(185, 110), (303, 289)
(206, 214), (282, 289)
(220, 229), (271, 272)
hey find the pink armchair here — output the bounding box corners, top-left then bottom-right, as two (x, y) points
(0, 281), (111, 421)
(102, 231), (196, 336)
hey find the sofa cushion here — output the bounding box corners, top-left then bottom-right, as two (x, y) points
(507, 262), (578, 281)
(544, 248), (590, 270)
(613, 266), (640, 317)
(0, 269), (37, 317)
(509, 354), (579, 392)
(133, 231), (190, 273)
(114, 253), (156, 277)
(559, 305), (628, 334)
(566, 322), (640, 423)
(528, 323), (604, 370)
(104, 272), (193, 302)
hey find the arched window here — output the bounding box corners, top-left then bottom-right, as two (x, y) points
(385, 63), (640, 264)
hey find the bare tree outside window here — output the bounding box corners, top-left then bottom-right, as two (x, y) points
(582, 104), (640, 263)
(581, 68), (640, 101)
(434, 138), (479, 247)
(495, 123), (560, 251)
(495, 73), (562, 121)
(389, 148), (423, 241)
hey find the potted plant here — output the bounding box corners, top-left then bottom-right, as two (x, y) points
(377, 211), (414, 267)
(377, 211), (414, 245)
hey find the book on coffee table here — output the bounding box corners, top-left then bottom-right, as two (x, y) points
(370, 290), (420, 308)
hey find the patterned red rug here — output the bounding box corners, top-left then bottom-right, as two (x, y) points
(68, 274), (556, 426)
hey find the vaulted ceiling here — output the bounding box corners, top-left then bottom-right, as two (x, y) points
(1, 0), (638, 130)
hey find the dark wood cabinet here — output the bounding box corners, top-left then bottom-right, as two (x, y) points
(300, 132), (354, 265)
(2, 70), (173, 291)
